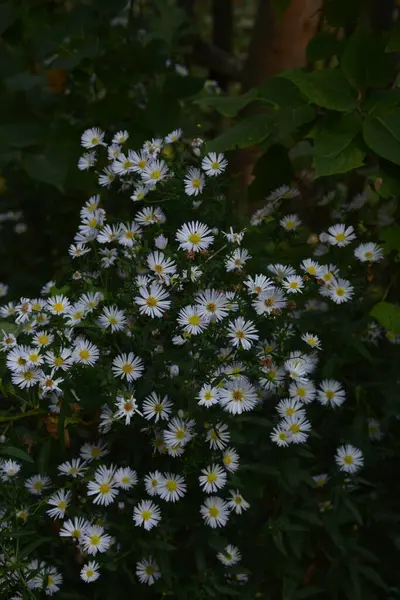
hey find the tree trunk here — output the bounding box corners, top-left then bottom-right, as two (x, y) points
(231, 0), (323, 216)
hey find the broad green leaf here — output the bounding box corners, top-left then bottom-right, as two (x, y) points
(281, 69), (358, 112)
(0, 320), (18, 334)
(314, 113), (361, 156)
(307, 32), (342, 62)
(363, 109), (400, 166)
(357, 565), (388, 589)
(23, 152), (68, 191)
(314, 140), (365, 177)
(379, 226), (400, 254)
(258, 77), (306, 108)
(276, 104), (316, 137)
(362, 89), (400, 113)
(370, 302), (400, 334)
(0, 445), (34, 463)
(194, 88), (258, 117)
(342, 28), (394, 90)
(207, 113), (276, 153)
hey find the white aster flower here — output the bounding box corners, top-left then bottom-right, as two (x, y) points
(98, 306), (127, 332)
(195, 289), (229, 322)
(142, 392), (172, 422)
(327, 278), (354, 304)
(225, 248), (251, 272)
(199, 464), (227, 493)
(81, 127), (105, 148)
(227, 317), (258, 350)
(112, 352), (144, 382)
(217, 545), (241, 566)
(133, 500), (161, 531)
(25, 474), (51, 495)
(176, 221), (214, 252)
(219, 377), (258, 415)
(87, 465), (118, 506)
(114, 467), (138, 490)
(144, 471), (163, 496)
(184, 167), (205, 196)
(280, 214), (301, 231)
(317, 379), (346, 407)
(201, 152), (227, 177)
(222, 447), (239, 472)
(59, 517), (89, 540)
(276, 398), (306, 419)
(80, 440), (108, 462)
(58, 458), (86, 478)
(81, 525), (112, 555)
(177, 305), (208, 335)
(200, 496), (229, 528)
(354, 242), (383, 263)
(136, 557), (161, 586)
(46, 489), (71, 519)
(158, 473), (187, 502)
(135, 283), (171, 318)
(282, 414), (311, 443)
(335, 444), (364, 474)
(197, 384), (220, 407)
(114, 393), (141, 424)
(81, 561), (100, 583)
(326, 223), (356, 247)
(206, 422), (230, 450)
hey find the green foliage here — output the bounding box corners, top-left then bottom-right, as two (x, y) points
(370, 302), (400, 334)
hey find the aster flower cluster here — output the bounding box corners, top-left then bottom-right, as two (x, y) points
(0, 128), (386, 596)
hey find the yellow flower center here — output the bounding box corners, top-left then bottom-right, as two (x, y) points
(124, 401), (133, 412)
(53, 302), (64, 313)
(344, 455), (354, 465)
(123, 160), (133, 169)
(145, 566), (155, 575)
(38, 335), (49, 345)
(99, 483), (111, 494)
(91, 447), (101, 458)
(33, 481), (43, 490)
(286, 221), (295, 229)
(122, 364), (133, 375)
(138, 160), (147, 169)
(192, 178), (201, 189)
(54, 357), (64, 367)
(79, 349), (90, 360)
(188, 232), (201, 245)
(91, 137), (99, 145)
(336, 288), (345, 296)
(175, 429), (185, 440)
(86, 569), (94, 577)
(234, 496), (242, 505)
(335, 233), (346, 242)
(326, 390), (335, 400)
(209, 506), (219, 518)
(146, 296), (158, 307)
(188, 315), (201, 326)
(204, 391), (213, 401)
(90, 535), (100, 546)
(232, 390), (244, 402)
(224, 455), (232, 465)
(289, 281), (299, 289)
(365, 251), (373, 259)
(24, 371), (34, 381)
(286, 408), (295, 416)
(151, 170), (161, 180)
(207, 472), (217, 483)
(166, 480), (177, 492)
(290, 424), (300, 433)
(141, 510), (151, 521)
(58, 500), (67, 510)
(154, 403), (163, 413)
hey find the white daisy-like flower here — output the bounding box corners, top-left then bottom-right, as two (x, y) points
(197, 384), (220, 407)
(176, 221), (214, 252)
(280, 214), (301, 231)
(317, 379), (346, 407)
(98, 306), (127, 332)
(136, 557), (161, 586)
(114, 467), (138, 490)
(58, 458), (86, 478)
(276, 398), (306, 419)
(177, 305), (208, 335)
(282, 414), (311, 443)
(201, 152), (228, 177)
(335, 444), (364, 474)
(114, 394), (141, 425)
(301, 258), (323, 277)
(195, 289), (229, 322)
(81, 525), (112, 555)
(80, 440), (108, 462)
(81, 561), (100, 583)
(199, 464), (227, 493)
(313, 473), (329, 488)
(24, 474), (51, 496)
(326, 278), (354, 304)
(252, 287), (287, 316)
(222, 227), (245, 245)
(244, 274), (273, 296)
(112, 352), (144, 382)
(154, 234), (168, 249)
(131, 184), (148, 202)
(158, 473), (187, 502)
(267, 263), (296, 281)
(326, 223), (356, 247)
(301, 332), (321, 349)
(72, 339), (100, 366)
(222, 447), (239, 472)
(354, 242), (383, 263)
(217, 544), (241, 566)
(43, 566), (63, 595)
(112, 129), (129, 144)
(135, 283), (171, 318)
(87, 465), (118, 506)
(68, 243), (91, 259)
(227, 489), (250, 514)
(133, 500), (161, 530)
(227, 317), (258, 350)
(184, 167), (206, 196)
(78, 151), (97, 170)
(96, 224), (122, 244)
(206, 422), (230, 450)
(142, 392), (172, 422)
(225, 248), (251, 272)
(141, 159), (169, 186)
(46, 488), (71, 519)
(118, 221), (143, 247)
(147, 251), (177, 280)
(81, 127), (105, 148)
(288, 380), (316, 404)
(59, 517), (89, 540)
(200, 496), (230, 528)
(165, 128), (183, 144)
(163, 417), (195, 448)
(0, 459), (21, 480)
(270, 425), (291, 447)
(282, 275), (304, 294)
(219, 377), (258, 415)
(47, 294), (71, 315)
(368, 418), (382, 441)
(144, 471), (163, 496)
(135, 206), (166, 226)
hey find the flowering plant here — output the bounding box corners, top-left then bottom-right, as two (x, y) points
(0, 127), (393, 599)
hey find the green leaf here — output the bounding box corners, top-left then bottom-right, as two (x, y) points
(0, 122), (44, 149)
(273, 532), (288, 556)
(37, 439), (52, 475)
(0, 320), (18, 334)
(194, 88), (258, 117)
(0, 445), (34, 463)
(343, 498), (363, 525)
(276, 104), (316, 137)
(281, 68), (358, 111)
(363, 109), (400, 166)
(341, 28), (394, 90)
(20, 536), (53, 558)
(23, 152), (68, 191)
(370, 302), (400, 334)
(307, 32), (342, 62)
(258, 77), (306, 108)
(379, 226), (400, 254)
(357, 565), (388, 589)
(378, 162), (400, 197)
(207, 113), (275, 153)
(314, 113), (364, 177)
